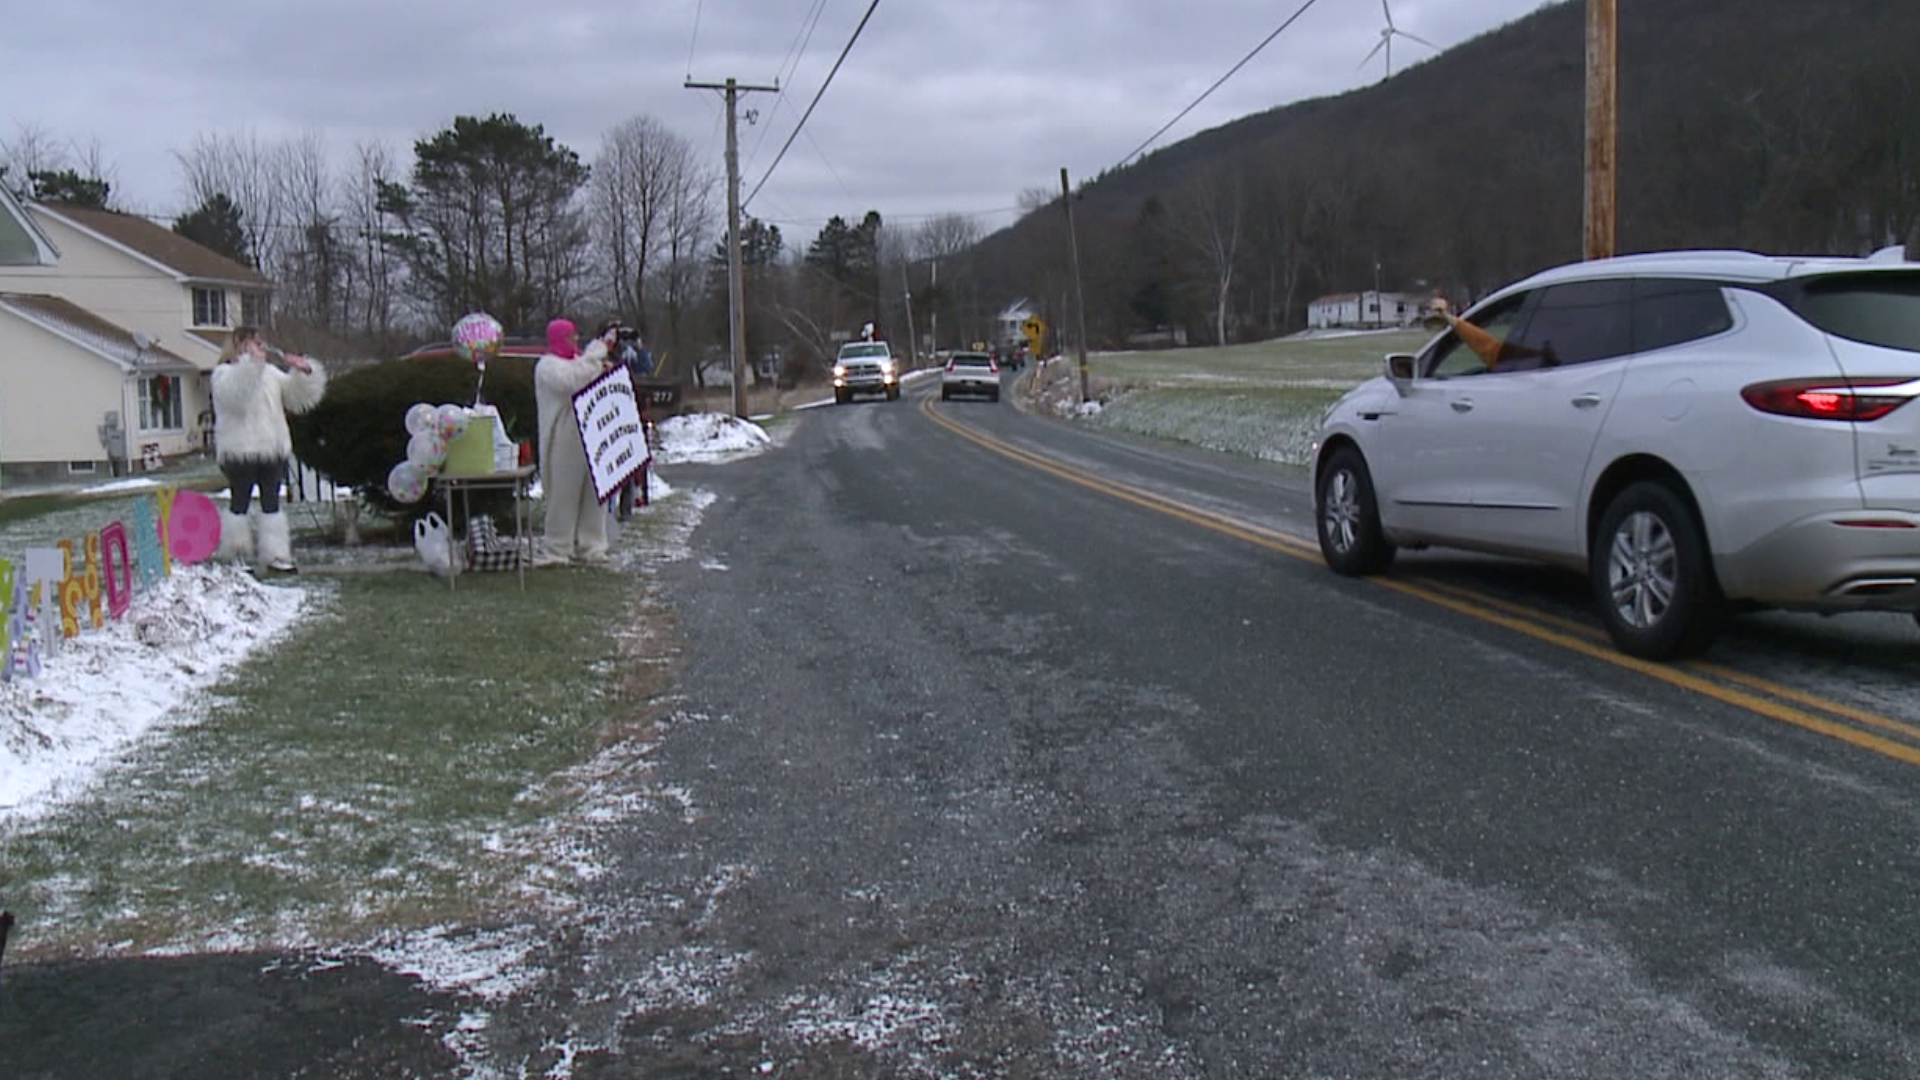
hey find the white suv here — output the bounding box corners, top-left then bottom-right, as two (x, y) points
(1311, 247), (1920, 659)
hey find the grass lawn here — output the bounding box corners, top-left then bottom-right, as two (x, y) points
(1074, 329), (1433, 465)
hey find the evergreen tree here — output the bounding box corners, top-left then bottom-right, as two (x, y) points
(379, 113), (591, 333)
(28, 168), (110, 209)
(173, 192), (251, 266)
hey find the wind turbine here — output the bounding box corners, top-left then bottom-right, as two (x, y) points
(1356, 0), (1439, 81)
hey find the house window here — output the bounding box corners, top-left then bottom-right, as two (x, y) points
(241, 291), (270, 326)
(138, 375), (184, 430)
(192, 287), (228, 327)
(67, 460), (98, 475)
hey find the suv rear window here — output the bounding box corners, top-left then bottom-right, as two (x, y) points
(1632, 278), (1733, 353)
(950, 354), (991, 367)
(1785, 272), (1920, 351)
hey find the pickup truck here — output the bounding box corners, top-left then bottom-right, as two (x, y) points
(832, 341), (900, 404)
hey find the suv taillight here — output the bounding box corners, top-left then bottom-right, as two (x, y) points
(1740, 377), (1918, 422)
(989, 360), (1000, 374)
(944, 358), (955, 373)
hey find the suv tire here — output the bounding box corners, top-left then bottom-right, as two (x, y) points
(1591, 481), (1723, 660)
(1316, 446), (1394, 576)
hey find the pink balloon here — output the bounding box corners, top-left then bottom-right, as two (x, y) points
(168, 490), (222, 563)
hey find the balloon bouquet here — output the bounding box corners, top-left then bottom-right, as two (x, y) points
(385, 313), (504, 503)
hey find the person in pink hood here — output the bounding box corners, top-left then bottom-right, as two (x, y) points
(534, 317), (615, 564)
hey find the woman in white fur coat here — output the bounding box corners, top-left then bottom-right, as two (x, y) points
(534, 318), (615, 564)
(211, 326), (327, 572)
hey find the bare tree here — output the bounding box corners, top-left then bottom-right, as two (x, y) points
(656, 145), (719, 378)
(175, 130), (288, 274)
(912, 213), (981, 261)
(0, 121), (69, 196)
(1166, 172), (1244, 346)
(1017, 186), (1056, 216)
(590, 115), (703, 330)
(341, 140), (406, 346)
(275, 131), (340, 326)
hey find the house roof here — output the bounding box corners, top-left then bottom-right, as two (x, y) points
(0, 185), (60, 266)
(0, 292), (199, 374)
(32, 203), (269, 287)
(997, 298), (1034, 319)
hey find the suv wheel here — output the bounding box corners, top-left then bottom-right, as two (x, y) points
(887, 386), (901, 401)
(835, 388), (850, 405)
(1591, 481), (1723, 659)
(1316, 447), (1394, 575)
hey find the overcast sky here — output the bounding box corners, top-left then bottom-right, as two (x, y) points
(2, 0), (1552, 238)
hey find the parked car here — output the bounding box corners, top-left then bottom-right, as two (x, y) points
(833, 341), (899, 404)
(941, 350), (1001, 402)
(1311, 247), (1920, 659)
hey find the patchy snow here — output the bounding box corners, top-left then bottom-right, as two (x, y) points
(78, 477), (167, 496)
(653, 413), (773, 464)
(0, 563), (310, 820)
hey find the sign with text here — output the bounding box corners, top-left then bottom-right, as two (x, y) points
(571, 365), (650, 504)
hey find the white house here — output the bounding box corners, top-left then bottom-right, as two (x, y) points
(0, 193), (273, 487)
(996, 298), (1037, 349)
(1306, 290), (1424, 330)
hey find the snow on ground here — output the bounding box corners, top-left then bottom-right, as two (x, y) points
(0, 563), (310, 820)
(0, 414), (770, 823)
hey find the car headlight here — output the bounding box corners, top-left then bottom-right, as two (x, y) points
(880, 359), (896, 375)
(832, 364), (847, 378)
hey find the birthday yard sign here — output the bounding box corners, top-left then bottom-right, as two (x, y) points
(1, 486), (224, 682)
(571, 365), (650, 504)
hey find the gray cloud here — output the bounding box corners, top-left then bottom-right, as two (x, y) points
(3, 0), (1550, 236)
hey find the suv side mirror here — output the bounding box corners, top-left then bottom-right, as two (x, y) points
(1386, 353), (1416, 380)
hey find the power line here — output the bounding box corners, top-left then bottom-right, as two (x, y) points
(748, 0), (832, 171)
(685, 0), (705, 81)
(1117, 0), (1327, 170)
(743, 0), (881, 213)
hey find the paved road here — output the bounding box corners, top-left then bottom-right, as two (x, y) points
(501, 380), (1919, 1076)
(7, 375), (1916, 1078)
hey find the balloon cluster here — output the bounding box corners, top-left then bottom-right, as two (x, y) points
(386, 402), (474, 503)
(452, 312), (504, 369)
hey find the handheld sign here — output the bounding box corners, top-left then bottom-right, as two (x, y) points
(570, 365), (650, 504)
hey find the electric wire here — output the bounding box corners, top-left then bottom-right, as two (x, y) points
(742, 0), (880, 213)
(1116, 0), (1327, 170)
(747, 0), (832, 170)
(686, 0), (705, 81)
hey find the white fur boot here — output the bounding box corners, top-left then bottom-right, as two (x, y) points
(257, 510), (296, 573)
(216, 509), (254, 564)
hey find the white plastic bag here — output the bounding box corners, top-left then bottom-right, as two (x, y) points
(413, 511), (463, 577)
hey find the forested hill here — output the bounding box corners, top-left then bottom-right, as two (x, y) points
(971, 0), (1920, 346)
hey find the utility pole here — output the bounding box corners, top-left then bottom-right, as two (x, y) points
(901, 264), (918, 371)
(1060, 168), (1091, 404)
(686, 76), (778, 417)
(928, 259), (939, 354)
(1583, 0), (1617, 260)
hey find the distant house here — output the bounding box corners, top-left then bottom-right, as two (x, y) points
(1307, 290), (1424, 330)
(0, 193), (273, 487)
(996, 298), (1037, 348)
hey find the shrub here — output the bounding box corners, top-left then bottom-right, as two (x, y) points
(290, 356), (538, 516)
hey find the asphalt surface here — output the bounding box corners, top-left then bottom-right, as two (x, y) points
(6, 375), (1918, 1077)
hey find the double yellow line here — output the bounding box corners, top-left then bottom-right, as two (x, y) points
(922, 398), (1920, 769)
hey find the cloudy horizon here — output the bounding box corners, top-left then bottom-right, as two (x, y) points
(3, 0), (1553, 236)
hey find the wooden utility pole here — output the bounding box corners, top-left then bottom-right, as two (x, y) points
(1583, 0), (1618, 260)
(1060, 168), (1091, 404)
(686, 76), (778, 417)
